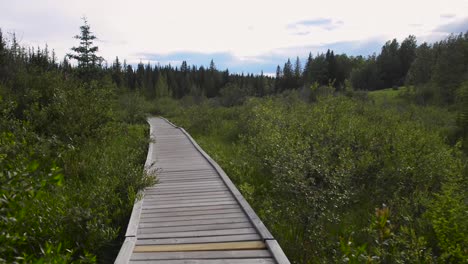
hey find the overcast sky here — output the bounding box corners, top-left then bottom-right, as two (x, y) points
(1, 0), (467, 74)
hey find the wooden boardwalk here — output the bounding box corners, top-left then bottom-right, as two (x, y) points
(115, 117), (289, 264)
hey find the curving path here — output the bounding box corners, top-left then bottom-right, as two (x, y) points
(115, 117), (289, 264)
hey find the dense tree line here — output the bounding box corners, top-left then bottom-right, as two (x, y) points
(110, 58), (276, 100)
(273, 36), (418, 91)
(109, 32), (467, 107)
(406, 33), (468, 105)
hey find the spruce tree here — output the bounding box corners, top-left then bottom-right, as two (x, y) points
(111, 56), (123, 87)
(294, 56), (303, 88)
(283, 58), (294, 89)
(67, 17), (103, 82)
(275, 65), (282, 92)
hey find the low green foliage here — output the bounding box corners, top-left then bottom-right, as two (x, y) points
(155, 92), (466, 263)
(0, 63), (153, 263)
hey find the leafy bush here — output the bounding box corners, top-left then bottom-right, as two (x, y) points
(0, 66), (153, 262)
(158, 93), (465, 263)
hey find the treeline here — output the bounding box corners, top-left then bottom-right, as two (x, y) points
(110, 59), (275, 99)
(7, 29), (465, 109)
(107, 32), (468, 109)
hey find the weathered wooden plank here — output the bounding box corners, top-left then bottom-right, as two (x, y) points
(137, 228), (258, 239)
(141, 204), (241, 213)
(149, 183), (225, 189)
(157, 172), (219, 177)
(155, 157), (204, 160)
(143, 196), (236, 208)
(144, 190), (230, 198)
(150, 183), (225, 191)
(144, 187), (229, 195)
(157, 174), (220, 180)
(138, 222), (252, 234)
(157, 173), (218, 179)
(157, 177), (220, 183)
(144, 196), (234, 205)
(143, 197), (235, 206)
(156, 163), (210, 167)
(129, 258), (276, 264)
(140, 212), (246, 223)
(155, 153), (202, 156)
(152, 180), (223, 187)
(158, 178), (220, 184)
(144, 194), (233, 202)
(157, 169), (216, 175)
(144, 191), (234, 200)
(158, 171), (219, 179)
(138, 217), (249, 228)
(130, 250), (271, 260)
(143, 199), (236, 208)
(156, 168), (217, 174)
(153, 180), (223, 187)
(145, 189), (230, 196)
(135, 234), (262, 246)
(140, 208), (242, 218)
(157, 174), (218, 180)
(156, 154), (204, 158)
(133, 241), (265, 253)
(144, 188), (230, 196)
(156, 167), (214, 171)
(142, 200), (238, 210)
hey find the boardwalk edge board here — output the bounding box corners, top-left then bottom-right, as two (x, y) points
(116, 121), (156, 263)
(116, 117), (290, 264)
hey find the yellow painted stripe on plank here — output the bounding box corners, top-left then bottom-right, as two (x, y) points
(133, 241), (265, 252)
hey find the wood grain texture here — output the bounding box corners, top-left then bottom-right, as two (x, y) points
(133, 241), (265, 252)
(138, 222), (253, 234)
(138, 217), (249, 228)
(130, 250), (272, 260)
(135, 234), (262, 246)
(137, 228), (258, 239)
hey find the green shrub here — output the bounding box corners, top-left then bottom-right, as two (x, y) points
(161, 94), (465, 263)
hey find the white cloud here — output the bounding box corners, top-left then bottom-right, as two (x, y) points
(1, 0), (467, 70)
